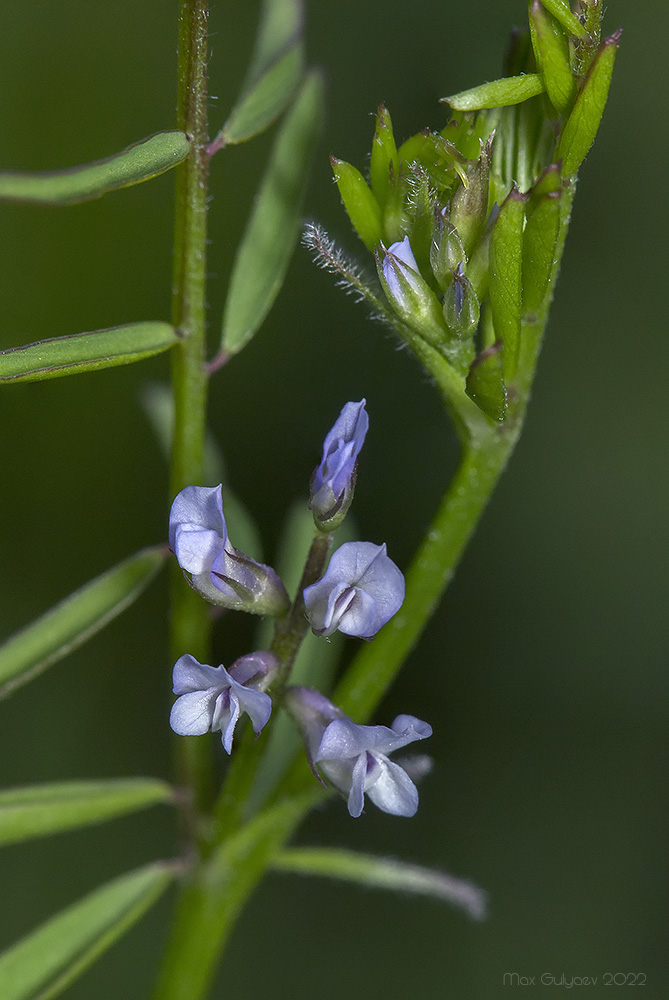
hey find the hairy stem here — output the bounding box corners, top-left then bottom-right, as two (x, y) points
(169, 0), (212, 816)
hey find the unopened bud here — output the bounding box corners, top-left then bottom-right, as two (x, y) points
(377, 236), (448, 345)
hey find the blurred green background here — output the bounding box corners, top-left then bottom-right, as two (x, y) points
(0, 0), (667, 996)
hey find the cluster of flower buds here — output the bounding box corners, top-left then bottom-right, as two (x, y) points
(329, 1), (619, 423)
(167, 401), (431, 816)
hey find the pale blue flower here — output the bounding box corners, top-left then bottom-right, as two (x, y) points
(310, 399), (368, 529)
(170, 652), (275, 754)
(169, 484), (289, 616)
(286, 686), (432, 817)
(303, 541), (404, 638)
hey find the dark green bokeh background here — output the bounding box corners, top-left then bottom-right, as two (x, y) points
(0, 1), (666, 997)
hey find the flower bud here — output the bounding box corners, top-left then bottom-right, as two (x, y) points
(377, 236), (448, 345)
(430, 214), (466, 290)
(450, 135), (493, 256)
(169, 484), (290, 617)
(310, 399), (369, 531)
(442, 262), (480, 338)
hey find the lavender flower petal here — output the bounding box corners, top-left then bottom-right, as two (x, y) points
(304, 541), (405, 638)
(169, 653), (273, 754)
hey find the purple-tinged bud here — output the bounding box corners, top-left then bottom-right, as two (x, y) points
(169, 484), (289, 617)
(286, 686), (432, 817)
(303, 541), (404, 639)
(450, 135), (493, 256)
(430, 215), (466, 290)
(310, 400), (369, 531)
(170, 651), (276, 754)
(377, 237), (448, 346)
(443, 262), (480, 337)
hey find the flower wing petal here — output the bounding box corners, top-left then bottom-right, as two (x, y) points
(170, 689), (219, 735)
(366, 755), (419, 816)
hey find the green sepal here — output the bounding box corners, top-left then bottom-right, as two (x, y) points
(0, 779), (173, 847)
(330, 157), (383, 252)
(443, 270), (479, 332)
(530, 1), (576, 114)
(220, 71), (323, 356)
(369, 104), (399, 209)
(571, 1), (603, 77)
(214, 0), (304, 147)
(450, 136), (493, 257)
(465, 341), (508, 422)
(430, 219), (466, 290)
(540, 0), (589, 40)
(441, 111), (488, 162)
(0, 862), (174, 1000)
(489, 186), (526, 379)
(402, 164), (437, 281)
(272, 847), (488, 919)
(444, 74), (545, 112)
(558, 30), (620, 177)
(0, 132), (190, 205)
(523, 169), (563, 316)
(0, 322), (178, 384)
(0, 546), (166, 699)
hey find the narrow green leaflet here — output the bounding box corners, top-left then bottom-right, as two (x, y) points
(0, 132), (190, 205)
(444, 74), (544, 111)
(0, 862), (174, 1000)
(558, 32), (620, 177)
(0, 546), (166, 699)
(0, 322), (179, 384)
(214, 0), (303, 146)
(221, 71), (323, 356)
(541, 0), (589, 40)
(0, 779), (174, 847)
(271, 848), (488, 920)
(489, 188), (526, 379)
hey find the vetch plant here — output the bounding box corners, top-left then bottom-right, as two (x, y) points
(0, 1), (619, 997)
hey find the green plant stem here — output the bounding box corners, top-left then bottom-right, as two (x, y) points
(211, 530), (332, 841)
(169, 0), (212, 814)
(152, 790), (323, 1000)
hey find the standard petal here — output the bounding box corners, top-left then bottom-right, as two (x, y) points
(169, 689), (218, 736)
(172, 654), (229, 696)
(315, 717), (401, 761)
(366, 755), (419, 816)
